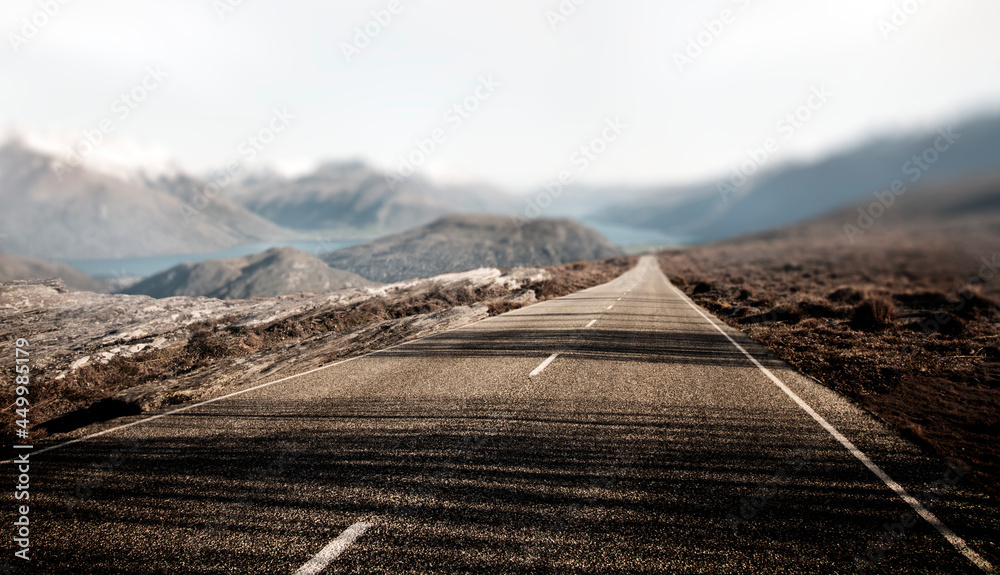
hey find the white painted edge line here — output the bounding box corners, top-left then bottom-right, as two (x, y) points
(666, 282), (995, 574)
(529, 353), (559, 377)
(0, 353), (366, 463)
(585, 319), (597, 328)
(5, 260), (653, 464)
(294, 522), (371, 575)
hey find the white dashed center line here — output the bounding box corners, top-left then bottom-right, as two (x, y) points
(607, 304), (614, 310)
(585, 319), (597, 328)
(529, 353), (559, 377)
(294, 522), (371, 575)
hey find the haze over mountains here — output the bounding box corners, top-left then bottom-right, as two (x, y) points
(0, 252), (108, 292)
(1, 112), (998, 275)
(0, 140), (520, 261)
(321, 214), (623, 283)
(584, 114), (1000, 243)
(229, 161), (515, 234)
(0, 140), (287, 260)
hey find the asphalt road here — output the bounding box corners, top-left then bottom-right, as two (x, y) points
(5, 256), (998, 574)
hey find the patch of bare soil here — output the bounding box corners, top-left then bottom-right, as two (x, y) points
(658, 216), (1000, 493)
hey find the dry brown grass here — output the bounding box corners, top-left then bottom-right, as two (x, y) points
(658, 220), (1000, 493)
(850, 294), (898, 331)
(487, 300), (527, 316)
(521, 256), (638, 301)
(482, 257), (637, 315)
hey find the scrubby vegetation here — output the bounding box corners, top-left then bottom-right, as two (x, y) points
(659, 226), (1000, 493)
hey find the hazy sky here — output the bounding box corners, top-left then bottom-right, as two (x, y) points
(2, 0), (999, 191)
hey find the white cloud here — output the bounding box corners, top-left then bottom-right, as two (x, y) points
(1, 0), (998, 190)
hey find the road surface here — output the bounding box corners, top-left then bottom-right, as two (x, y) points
(6, 256), (998, 574)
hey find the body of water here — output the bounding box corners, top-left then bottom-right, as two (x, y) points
(60, 222), (679, 280)
(580, 220), (686, 249)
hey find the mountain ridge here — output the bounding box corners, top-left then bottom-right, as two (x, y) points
(587, 114), (1000, 243)
(321, 214), (624, 283)
(0, 141), (290, 260)
(227, 160), (517, 234)
(121, 246), (377, 299)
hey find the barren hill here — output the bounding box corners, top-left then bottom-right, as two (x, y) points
(321, 214), (623, 282)
(122, 247), (377, 299)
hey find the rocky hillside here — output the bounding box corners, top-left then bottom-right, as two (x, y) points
(0, 140), (288, 259)
(121, 247), (377, 299)
(321, 214), (623, 282)
(0, 252), (107, 292)
(0, 256), (634, 444)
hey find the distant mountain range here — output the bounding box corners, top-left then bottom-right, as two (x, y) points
(0, 141), (521, 260)
(321, 214), (623, 283)
(809, 171), (1000, 246)
(121, 247), (377, 299)
(2, 112), (999, 264)
(0, 140), (289, 260)
(228, 161), (515, 234)
(584, 114), (1000, 243)
(6, 170), (999, 299)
